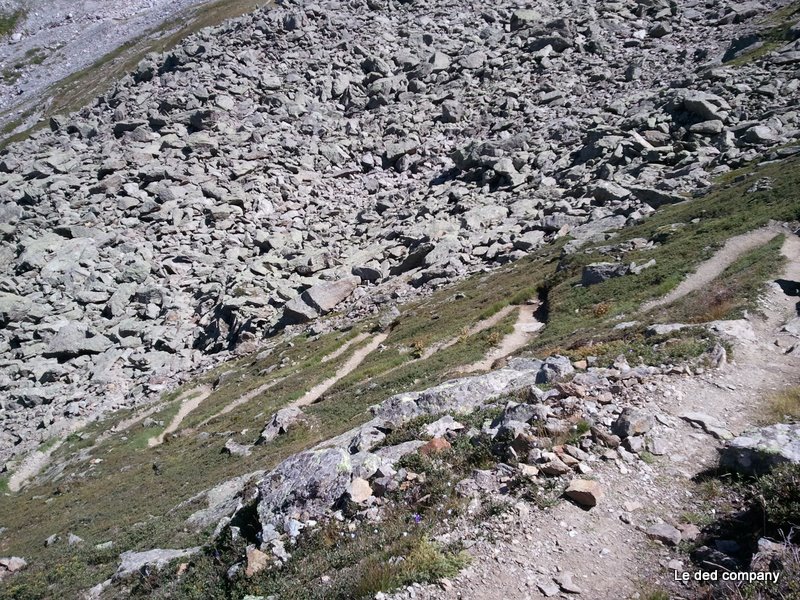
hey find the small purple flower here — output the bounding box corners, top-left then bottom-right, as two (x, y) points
(412, 513), (422, 524)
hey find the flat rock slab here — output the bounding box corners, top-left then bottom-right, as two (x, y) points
(681, 411), (733, 440)
(646, 523), (682, 546)
(721, 423), (800, 475)
(114, 547), (201, 580)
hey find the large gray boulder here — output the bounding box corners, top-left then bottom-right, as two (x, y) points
(304, 277), (361, 313)
(681, 90), (731, 122)
(283, 277), (360, 323)
(0, 292), (33, 326)
(43, 323), (112, 359)
(581, 262), (629, 286)
(257, 447), (392, 532)
(721, 424), (800, 475)
(114, 547), (201, 581)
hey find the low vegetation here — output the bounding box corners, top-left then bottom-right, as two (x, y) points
(0, 10), (24, 38)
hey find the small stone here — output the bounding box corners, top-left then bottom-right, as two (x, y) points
(538, 581), (560, 596)
(347, 477), (373, 503)
(612, 408), (654, 438)
(540, 458), (572, 476)
(555, 572), (583, 594)
(668, 559), (684, 572)
(419, 437), (451, 456)
(245, 545), (269, 577)
(646, 523), (682, 546)
(678, 523), (701, 542)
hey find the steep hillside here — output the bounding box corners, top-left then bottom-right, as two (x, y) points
(0, 0), (799, 598)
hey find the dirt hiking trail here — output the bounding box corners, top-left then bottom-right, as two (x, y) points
(197, 378), (286, 428)
(461, 303), (544, 373)
(641, 225), (783, 313)
(293, 333), (389, 408)
(148, 385), (212, 447)
(390, 233), (800, 600)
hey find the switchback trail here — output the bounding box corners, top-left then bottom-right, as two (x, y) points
(460, 303), (544, 373)
(148, 385), (212, 447)
(292, 333), (388, 407)
(641, 226), (783, 313)
(390, 234), (800, 600)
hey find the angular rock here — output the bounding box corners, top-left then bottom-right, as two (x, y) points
(347, 477), (373, 503)
(0, 556), (27, 581)
(305, 277), (361, 313)
(582, 263), (629, 286)
(258, 407), (307, 444)
(564, 479), (603, 507)
(245, 545), (269, 577)
(44, 323), (112, 359)
(612, 408), (654, 438)
(646, 523), (682, 546)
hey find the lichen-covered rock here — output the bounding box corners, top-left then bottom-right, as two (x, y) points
(721, 423), (800, 475)
(258, 407), (308, 444)
(114, 548), (201, 581)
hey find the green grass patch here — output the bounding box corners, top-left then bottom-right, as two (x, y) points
(0, 10), (24, 38)
(756, 463), (800, 528)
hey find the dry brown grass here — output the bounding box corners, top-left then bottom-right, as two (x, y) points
(593, 301), (612, 317)
(764, 386), (800, 424)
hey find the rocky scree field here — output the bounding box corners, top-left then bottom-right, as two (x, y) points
(0, 0), (799, 598)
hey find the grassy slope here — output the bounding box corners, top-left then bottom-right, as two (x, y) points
(0, 156), (799, 598)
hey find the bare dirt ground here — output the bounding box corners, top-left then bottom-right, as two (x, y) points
(390, 234), (800, 600)
(322, 332), (371, 364)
